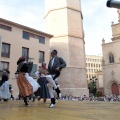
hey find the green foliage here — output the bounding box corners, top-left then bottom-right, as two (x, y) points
(88, 82), (97, 96)
(96, 91), (103, 97)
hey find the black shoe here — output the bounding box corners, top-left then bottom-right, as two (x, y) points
(24, 103), (30, 107)
(55, 87), (61, 98)
(4, 99), (8, 102)
(32, 97), (35, 102)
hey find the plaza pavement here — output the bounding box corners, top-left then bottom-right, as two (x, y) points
(0, 100), (120, 120)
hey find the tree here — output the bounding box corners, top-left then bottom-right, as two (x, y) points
(88, 81), (97, 96)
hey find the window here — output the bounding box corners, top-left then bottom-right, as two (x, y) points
(0, 61), (9, 75)
(109, 53), (114, 63)
(22, 31), (45, 44)
(0, 24), (12, 31)
(39, 36), (45, 44)
(87, 74), (88, 78)
(99, 64), (101, 67)
(23, 31), (29, 40)
(96, 64), (98, 67)
(89, 74), (91, 78)
(39, 51), (44, 63)
(88, 63), (90, 67)
(1, 43), (10, 58)
(22, 47), (29, 60)
(29, 33), (39, 39)
(91, 63), (93, 67)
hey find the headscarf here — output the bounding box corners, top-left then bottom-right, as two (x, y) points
(0, 75), (8, 86)
(17, 56), (25, 65)
(42, 62), (46, 69)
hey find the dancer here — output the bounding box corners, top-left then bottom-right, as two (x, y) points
(48, 50), (66, 97)
(9, 84), (14, 100)
(35, 63), (50, 103)
(0, 69), (10, 102)
(16, 56), (40, 106)
(38, 63), (61, 108)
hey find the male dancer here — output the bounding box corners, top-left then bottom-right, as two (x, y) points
(48, 50), (66, 97)
(47, 50), (66, 107)
(48, 50), (66, 78)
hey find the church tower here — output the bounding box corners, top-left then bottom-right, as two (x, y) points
(45, 0), (89, 96)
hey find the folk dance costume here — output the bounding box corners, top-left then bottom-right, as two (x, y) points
(48, 50), (66, 97)
(0, 70), (10, 101)
(39, 65), (61, 108)
(16, 57), (40, 106)
(35, 65), (50, 103)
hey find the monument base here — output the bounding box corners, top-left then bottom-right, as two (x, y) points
(58, 67), (89, 97)
(61, 88), (89, 97)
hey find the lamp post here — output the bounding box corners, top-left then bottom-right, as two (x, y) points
(89, 76), (97, 96)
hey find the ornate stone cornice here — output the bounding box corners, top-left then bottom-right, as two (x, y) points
(0, 18), (53, 37)
(112, 36), (120, 41)
(44, 6), (83, 19)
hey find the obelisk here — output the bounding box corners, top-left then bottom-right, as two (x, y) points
(45, 0), (89, 96)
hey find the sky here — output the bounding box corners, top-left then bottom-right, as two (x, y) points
(0, 0), (118, 55)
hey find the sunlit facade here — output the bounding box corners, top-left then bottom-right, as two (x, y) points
(0, 18), (52, 96)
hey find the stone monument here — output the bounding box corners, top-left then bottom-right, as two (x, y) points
(45, 0), (89, 96)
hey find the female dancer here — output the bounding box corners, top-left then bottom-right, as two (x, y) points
(16, 56), (40, 106)
(0, 69), (10, 101)
(39, 64), (61, 108)
(35, 63), (50, 103)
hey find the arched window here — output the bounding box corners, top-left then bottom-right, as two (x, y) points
(109, 53), (114, 63)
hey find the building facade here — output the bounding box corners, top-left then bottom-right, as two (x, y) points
(102, 10), (120, 95)
(86, 55), (102, 80)
(45, 0), (89, 96)
(86, 55), (103, 94)
(95, 71), (104, 94)
(0, 0), (90, 97)
(0, 18), (52, 97)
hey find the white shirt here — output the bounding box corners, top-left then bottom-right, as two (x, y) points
(51, 57), (55, 67)
(35, 71), (39, 78)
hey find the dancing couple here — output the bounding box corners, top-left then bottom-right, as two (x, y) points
(16, 49), (66, 108)
(38, 50), (66, 108)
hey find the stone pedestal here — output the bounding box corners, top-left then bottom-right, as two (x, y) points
(59, 67), (89, 97)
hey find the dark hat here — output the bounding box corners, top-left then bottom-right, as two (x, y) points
(15, 71), (19, 74)
(51, 50), (57, 55)
(17, 56), (25, 65)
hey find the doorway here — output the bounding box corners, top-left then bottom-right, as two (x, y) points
(111, 83), (119, 95)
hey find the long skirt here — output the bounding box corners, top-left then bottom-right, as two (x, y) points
(17, 73), (33, 97)
(25, 73), (40, 93)
(35, 77), (50, 99)
(0, 81), (10, 99)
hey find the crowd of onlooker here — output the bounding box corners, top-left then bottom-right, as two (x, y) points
(1, 93), (120, 102)
(60, 94), (120, 102)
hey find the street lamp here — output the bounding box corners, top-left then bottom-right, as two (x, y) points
(89, 76), (97, 96)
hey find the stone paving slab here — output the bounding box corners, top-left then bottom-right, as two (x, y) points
(0, 100), (120, 120)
